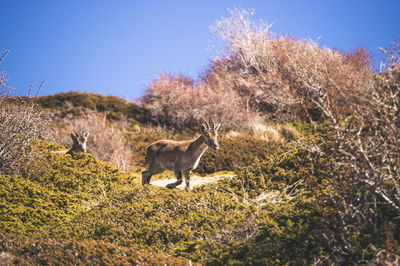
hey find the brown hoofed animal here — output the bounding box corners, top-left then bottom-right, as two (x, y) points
(53, 131), (89, 155)
(142, 121), (220, 189)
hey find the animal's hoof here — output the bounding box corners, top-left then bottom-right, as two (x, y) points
(166, 183), (175, 189)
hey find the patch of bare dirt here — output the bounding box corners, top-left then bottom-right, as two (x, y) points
(151, 174), (234, 189)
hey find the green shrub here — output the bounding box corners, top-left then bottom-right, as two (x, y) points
(0, 174), (81, 235)
(196, 195), (326, 265)
(34, 91), (153, 123)
(41, 145), (330, 264)
(0, 141), (134, 235)
(29, 141), (132, 198)
(0, 139), (356, 264)
(197, 135), (283, 174)
(199, 148), (333, 265)
(222, 147), (332, 198)
(48, 185), (258, 256)
(0, 230), (194, 265)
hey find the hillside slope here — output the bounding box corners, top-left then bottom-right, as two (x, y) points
(1, 137), (333, 264)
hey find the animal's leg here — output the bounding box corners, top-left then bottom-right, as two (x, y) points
(142, 166), (163, 185)
(166, 169), (183, 189)
(184, 170), (192, 189)
(142, 170), (151, 185)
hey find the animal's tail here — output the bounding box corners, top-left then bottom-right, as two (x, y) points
(145, 145), (152, 163)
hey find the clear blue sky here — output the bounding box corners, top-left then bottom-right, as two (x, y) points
(1, 0), (399, 99)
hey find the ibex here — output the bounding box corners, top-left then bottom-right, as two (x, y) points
(142, 121), (220, 189)
(53, 131), (89, 155)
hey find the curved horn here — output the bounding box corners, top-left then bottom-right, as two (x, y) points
(209, 120), (215, 130)
(83, 131), (90, 139)
(204, 120), (211, 130)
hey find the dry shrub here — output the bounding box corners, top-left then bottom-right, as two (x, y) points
(46, 109), (133, 169)
(142, 8), (371, 128)
(0, 52), (45, 175)
(0, 51), (9, 94)
(0, 99), (44, 174)
(310, 41), (400, 261)
(142, 74), (248, 129)
(207, 8), (371, 122)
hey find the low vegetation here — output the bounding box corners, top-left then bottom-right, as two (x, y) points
(1, 141), (329, 265)
(0, 231), (194, 265)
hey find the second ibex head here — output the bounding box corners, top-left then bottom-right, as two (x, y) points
(67, 131), (90, 154)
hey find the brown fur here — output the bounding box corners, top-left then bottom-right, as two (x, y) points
(142, 121), (220, 188)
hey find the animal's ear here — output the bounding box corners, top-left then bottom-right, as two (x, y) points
(214, 123), (221, 131)
(70, 132), (78, 142)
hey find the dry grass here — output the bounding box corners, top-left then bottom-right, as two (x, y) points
(226, 122), (300, 143)
(250, 122), (283, 142)
(253, 180), (305, 208)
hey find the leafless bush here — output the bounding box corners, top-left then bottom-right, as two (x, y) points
(208, 8), (371, 122)
(142, 8), (371, 128)
(0, 52), (45, 174)
(46, 109), (133, 169)
(142, 73), (250, 128)
(0, 100), (44, 175)
(311, 42), (400, 261)
(0, 51), (10, 97)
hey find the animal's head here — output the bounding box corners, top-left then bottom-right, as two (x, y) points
(200, 120), (220, 150)
(70, 131), (90, 153)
